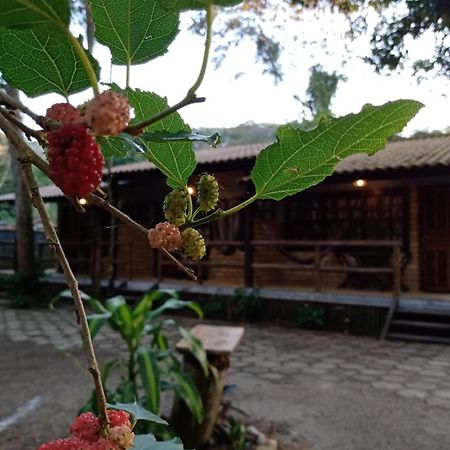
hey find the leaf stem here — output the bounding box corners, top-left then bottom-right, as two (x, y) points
(187, 195), (259, 228)
(187, 1), (214, 97)
(67, 33), (100, 96)
(191, 207), (201, 221)
(124, 96), (206, 136)
(186, 188), (193, 221)
(124, 1), (214, 135)
(126, 59), (131, 89)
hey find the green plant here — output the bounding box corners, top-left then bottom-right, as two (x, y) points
(0, 268), (45, 308)
(231, 288), (263, 322)
(296, 304), (325, 330)
(71, 289), (208, 437)
(215, 416), (249, 450)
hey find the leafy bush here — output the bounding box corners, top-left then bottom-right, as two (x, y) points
(296, 304), (325, 330)
(0, 268), (46, 308)
(69, 289), (208, 437)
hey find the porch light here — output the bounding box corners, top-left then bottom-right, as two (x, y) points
(79, 198), (88, 205)
(187, 185), (196, 196)
(353, 179), (367, 188)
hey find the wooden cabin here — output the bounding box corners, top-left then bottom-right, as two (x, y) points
(2, 135), (450, 296)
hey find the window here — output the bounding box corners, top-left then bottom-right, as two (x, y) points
(281, 189), (408, 245)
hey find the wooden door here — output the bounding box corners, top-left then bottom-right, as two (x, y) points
(420, 186), (450, 292)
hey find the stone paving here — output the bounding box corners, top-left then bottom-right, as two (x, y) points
(2, 306), (450, 410)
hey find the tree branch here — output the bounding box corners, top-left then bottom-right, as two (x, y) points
(0, 89), (48, 128)
(0, 107), (46, 144)
(0, 112), (109, 429)
(0, 111), (196, 280)
(86, 194), (197, 280)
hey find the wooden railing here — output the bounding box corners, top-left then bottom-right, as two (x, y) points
(157, 239), (402, 339)
(157, 240), (402, 291)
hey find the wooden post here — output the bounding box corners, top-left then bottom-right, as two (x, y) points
(198, 262), (204, 285)
(171, 325), (245, 449)
(156, 248), (162, 282)
(244, 206), (253, 287)
(380, 244), (401, 340)
(128, 241), (133, 280)
(314, 244), (322, 292)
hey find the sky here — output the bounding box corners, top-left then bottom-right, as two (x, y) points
(24, 6), (450, 136)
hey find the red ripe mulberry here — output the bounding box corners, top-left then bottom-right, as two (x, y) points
(85, 90), (130, 136)
(47, 124), (104, 197)
(46, 103), (82, 124)
(69, 412), (101, 442)
(107, 409), (131, 428)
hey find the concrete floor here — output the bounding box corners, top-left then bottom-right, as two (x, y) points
(1, 305), (450, 449)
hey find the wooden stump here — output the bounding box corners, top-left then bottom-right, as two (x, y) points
(170, 325), (244, 449)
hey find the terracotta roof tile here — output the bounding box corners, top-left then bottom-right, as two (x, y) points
(1, 135), (449, 201)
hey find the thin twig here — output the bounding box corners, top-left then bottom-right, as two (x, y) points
(0, 89), (47, 128)
(0, 113), (109, 428)
(161, 248), (197, 280)
(86, 194), (196, 280)
(0, 107), (46, 144)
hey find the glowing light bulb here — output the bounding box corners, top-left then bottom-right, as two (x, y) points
(353, 179), (367, 188)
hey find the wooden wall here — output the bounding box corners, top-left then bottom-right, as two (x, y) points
(403, 186), (420, 291)
(56, 167), (427, 294)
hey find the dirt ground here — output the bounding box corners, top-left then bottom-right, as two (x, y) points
(2, 337), (450, 450)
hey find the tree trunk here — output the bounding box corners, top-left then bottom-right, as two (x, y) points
(171, 355), (228, 449)
(6, 86), (35, 272)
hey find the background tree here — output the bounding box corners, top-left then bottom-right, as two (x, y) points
(4, 86), (35, 272)
(296, 64), (346, 120)
(205, 0), (450, 80)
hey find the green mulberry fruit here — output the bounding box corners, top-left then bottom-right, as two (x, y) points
(197, 173), (219, 212)
(181, 228), (206, 260)
(163, 189), (188, 226)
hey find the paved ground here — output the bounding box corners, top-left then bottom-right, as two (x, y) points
(2, 305), (450, 449)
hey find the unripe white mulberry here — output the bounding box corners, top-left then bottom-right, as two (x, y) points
(108, 424), (134, 449)
(85, 90), (130, 136)
(181, 228), (206, 260)
(197, 173), (219, 212)
(163, 189), (188, 226)
(148, 222), (182, 251)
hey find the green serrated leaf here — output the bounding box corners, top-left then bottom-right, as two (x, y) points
(97, 135), (136, 158)
(0, 0), (69, 31)
(106, 401), (168, 425)
(89, 0), (179, 66)
(141, 131), (221, 147)
(0, 27), (100, 97)
(251, 100), (424, 201)
(112, 85), (196, 188)
(132, 435), (184, 450)
(164, 0), (243, 11)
